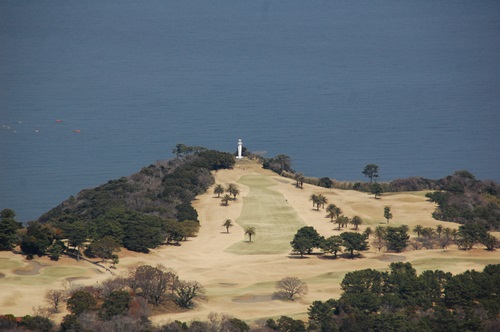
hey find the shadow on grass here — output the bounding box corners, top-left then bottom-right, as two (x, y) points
(287, 253), (310, 259)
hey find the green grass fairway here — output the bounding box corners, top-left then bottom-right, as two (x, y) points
(4, 266), (89, 285)
(225, 175), (306, 255)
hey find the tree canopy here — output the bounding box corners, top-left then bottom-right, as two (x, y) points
(362, 164), (379, 183)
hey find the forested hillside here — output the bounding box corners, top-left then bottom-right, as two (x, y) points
(37, 149), (235, 253)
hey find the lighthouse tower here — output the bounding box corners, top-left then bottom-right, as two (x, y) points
(236, 139), (243, 159)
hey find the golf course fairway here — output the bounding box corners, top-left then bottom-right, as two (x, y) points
(225, 174), (306, 254)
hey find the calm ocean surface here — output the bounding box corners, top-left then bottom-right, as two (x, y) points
(1, 1), (499, 222)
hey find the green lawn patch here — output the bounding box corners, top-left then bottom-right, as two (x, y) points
(225, 175), (306, 255)
(0, 258), (23, 270)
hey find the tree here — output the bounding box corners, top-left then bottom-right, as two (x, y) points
(221, 194), (231, 206)
(275, 154), (292, 173)
(318, 177), (333, 188)
(413, 225), (424, 238)
(62, 221), (88, 260)
(227, 183), (240, 200)
(363, 227), (372, 239)
(48, 241), (65, 261)
(309, 193), (328, 211)
(384, 226), (410, 253)
(111, 254), (119, 268)
(174, 280), (205, 309)
(130, 265), (178, 306)
(482, 233), (497, 251)
(384, 206), (393, 223)
(20, 222), (56, 256)
(370, 183), (383, 199)
(456, 222), (489, 250)
(374, 226), (386, 241)
(274, 277), (308, 301)
(308, 299), (338, 331)
(436, 225), (444, 238)
(222, 219), (234, 233)
(18, 315), (54, 332)
(60, 314), (81, 332)
(99, 290), (131, 320)
(326, 204), (338, 222)
(341, 232), (369, 258)
(88, 236), (120, 262)
(290, 235), (313, 258)
(309, 194), (319, 210)
(44, 289), (65, 313)
(290, 226), (322, 257)
(317, 194), (328, 209)
(350, 216), (363, 230)
(320, 235), (343, 258)
(244, 226), (255, 242)
(213, 184), (225, 197)
(270, 316), (306, 332)
(0, 209), (22, 251)
(362, 164), (379, 183)
(66, 290), (96, 315)
(295, 173), (305, 188)
(337, 215), (349, 230)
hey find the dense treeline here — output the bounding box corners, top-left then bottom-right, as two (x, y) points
(306, 262), (500, 332)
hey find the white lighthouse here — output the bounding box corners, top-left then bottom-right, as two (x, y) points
(237, 139), (243, 159)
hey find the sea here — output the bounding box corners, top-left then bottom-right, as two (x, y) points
(1, 0), (499, 222)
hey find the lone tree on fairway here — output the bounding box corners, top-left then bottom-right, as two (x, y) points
(309, 194), (319, 209)
(350, 216), (363, 230)
(310, 194), (328, 210)
(384, 206), (393, 223)
(227, 183), (240, 200)
(317, 194), (328, 209)
(213, 184), (225, 197)
(221, 194), (231, 206)
(326, 204), (338, 222)
(362, 164), (379, 183)
(222, 219), (233, 233)
(274, 277), (308, 301)
(295, 173), (305, 188)
(244, 226), (256, 242)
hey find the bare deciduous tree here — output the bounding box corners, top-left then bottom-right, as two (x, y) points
(273, 277), (308, 301)
(128, 265), (179, 306)
(174, 280), (205, 308)
(44, 289), (65, 313)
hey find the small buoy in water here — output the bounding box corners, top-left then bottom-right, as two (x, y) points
(73, 129), (81, 133)
(35, 129), (39, 133)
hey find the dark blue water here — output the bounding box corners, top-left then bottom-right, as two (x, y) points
(1, 1), (500, 222)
